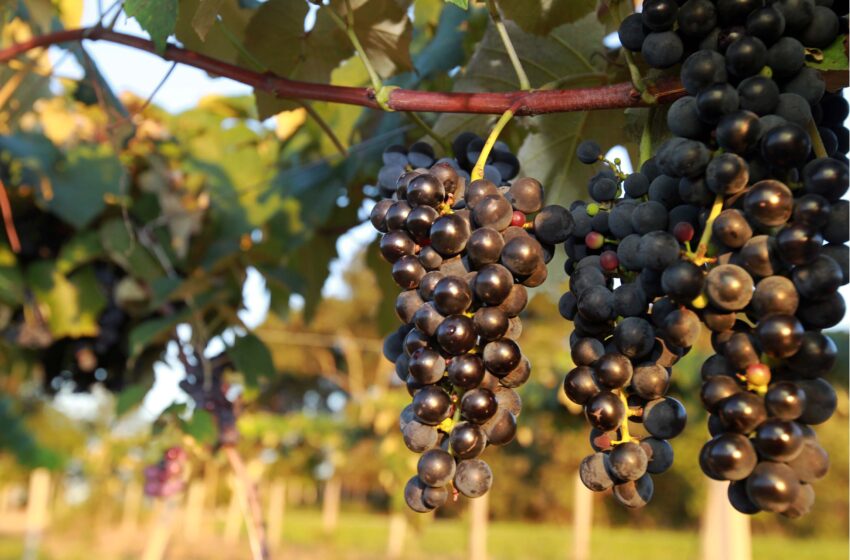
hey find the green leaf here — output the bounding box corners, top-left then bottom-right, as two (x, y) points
(244, 0), (349, 118)
(128, 311), (186, 357)
(26, 262), (107, 338)
(46, 144), (124, 230)
(175, 0), (255, 64)
(124, 0), (179, 52)
(436, 13), (633, 202)
(805, 34), (849, 71)
(228, 332), (275, 385)
(181, 409), (217, 445)
(0, 245), (24, 306)
(116, 382), (152, 416)
(499, 0), (596, 35)
(333, 0), (414, 78)
(99, 219), (163, 283)
(444, 0), (467, 8)
(56, 231), (104, 274)
(191, 0), (225, 39)
(127, 291), (217, 356)
(365, 241), (397, 335)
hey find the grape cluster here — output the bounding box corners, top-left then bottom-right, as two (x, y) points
(372, 134), (573, 512)
(619, 0), (846, 71)
(564, 0), (849, 516)
(560, 154), (690, 509)
(143, 446), (188, 498)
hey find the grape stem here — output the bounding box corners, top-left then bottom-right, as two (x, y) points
(639, 109), (653, 167)
(406, 111), (451, 153)
(610, 388), (635, 446)
(689, 193), (724, 266)
(471, 100), (524, 181)
(806, 118), (829, 159)
(327, 3), (391, 111)
(487, 0), (532, 91)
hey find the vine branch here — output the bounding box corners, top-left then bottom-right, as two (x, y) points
(0, 27), (845, 116)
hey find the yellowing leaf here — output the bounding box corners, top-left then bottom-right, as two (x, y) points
(191, 0), (224, 40)
(275, 108), (307, 140)
(56, 0), (83, 28)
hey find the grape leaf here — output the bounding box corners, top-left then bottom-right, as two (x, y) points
(805, 34), (849, 72)
(124, 0), (179, 53)
(116, 382), (152, 416)
(26, 262), (107, 338)
(243, 0), (350, 118)
(499, 0), (597, 35)
(0, 245), (24, 307)
(181, 409), (217, 445)
(175, 0), (255, 64)
(444, 0), (467, 8)
(191, 0), (224, 39)
(228, 332), (276, 385)
(45, 144), (124, 230)
(435, 13), (633, 201)
(332, 0), (414, 78)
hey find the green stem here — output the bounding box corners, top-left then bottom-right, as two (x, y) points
(639, 109), (653, 167)
(327, 7), (385, 104)
(806, 118), (828, 159)
(406, 112), (451, 154)
(301, 102), (348, 156)
(472, 105), (518, 181)
(694, 193), (724, 264)
(217, 17), (266, 72)
(623, 49), (657, 105)
(487, 0), (531, 91)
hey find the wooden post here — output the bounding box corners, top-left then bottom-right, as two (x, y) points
(121, 480), (143, 533)
(141, 499), (177, 560)
(469, 493), (489, 560)
(321, 478), (341, 534)
(267, 479), (286, 551)
(184, 480), (207, 541)
(700, 479), (751, 560)
(224, 477), (242, 544)
(572, 472), (592, 560)
(23, 468), (51, 560)
(204, 463), (220, 511)
(386, 511), (407, 559)
(0, 485), (9, 514)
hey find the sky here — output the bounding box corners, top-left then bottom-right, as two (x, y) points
(48, 0), (850, 418)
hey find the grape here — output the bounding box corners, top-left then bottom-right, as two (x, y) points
(681, 50), (727, 95)
(454, 459), (493, 498)
(753, 419), (805, 461)
(642, 31), (684, 68)
(578, 452), (616, 492)
(746, 461), (801, 513)
(703, 433), (758, 480)
(766, 37), (806, 79)
(719, 392), (767, 433)
(747, 7), (787, 44)
(678, 0), (717, 37)
(613, 475), (654, 508)
(559, 1), (846, 516)
(608, 442), (649, 481)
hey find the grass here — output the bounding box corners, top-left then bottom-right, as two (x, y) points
(0, 508), (846, 560)
(280, 508), (847, 560)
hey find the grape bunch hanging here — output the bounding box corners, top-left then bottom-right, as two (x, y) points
(372, 136), (573, 512)
(559, 0), (846, 516)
